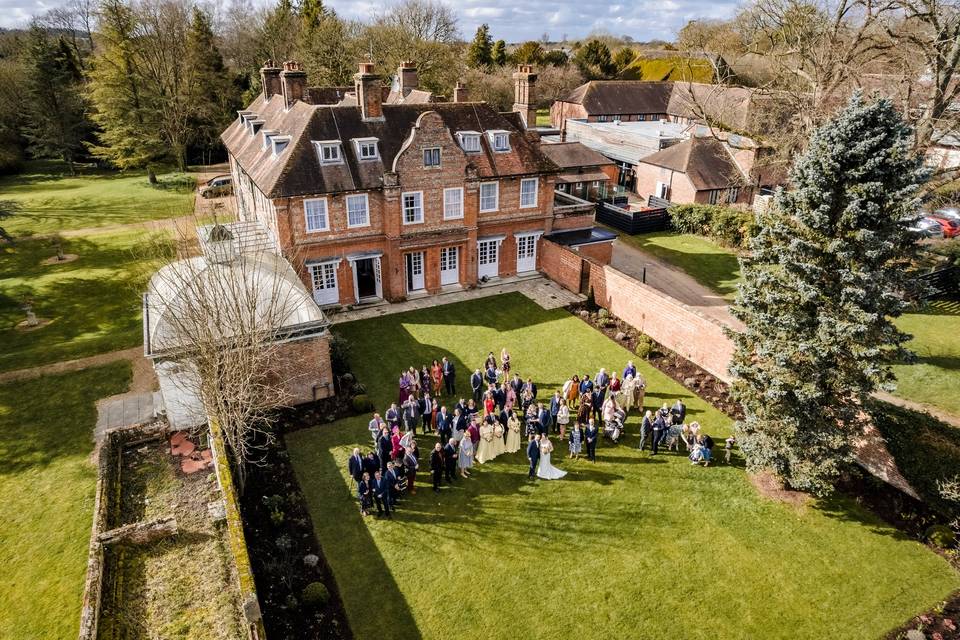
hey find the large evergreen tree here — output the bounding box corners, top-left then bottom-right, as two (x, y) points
(573, 39), (614, 79)
(729, 94), (928, 495)
(492, 39), (507, 66)
(465, 24), (492, 68)
(23, 28), (89, 173)
(186, 7), (237, 164)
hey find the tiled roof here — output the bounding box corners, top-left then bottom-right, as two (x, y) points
(222, 97), (558, 198)
(540, 141), (615, 169)
(639, 136), (745, 190)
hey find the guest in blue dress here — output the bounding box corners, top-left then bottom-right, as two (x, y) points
(568, 423), (583, 459)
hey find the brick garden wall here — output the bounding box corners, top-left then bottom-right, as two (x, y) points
(541, 239), (735, 381)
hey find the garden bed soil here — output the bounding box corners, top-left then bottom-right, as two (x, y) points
(570, 303), (743, 419)
(238, 397), (356, 639)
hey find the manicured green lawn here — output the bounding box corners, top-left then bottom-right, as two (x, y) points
(0, 362), (132, 640)
(0, 162), (194, 235)
(893, 299), (960, 416)
(0, 229), (169, 372)
(287, 293), (958, 640)
(617, 230), (743, 300)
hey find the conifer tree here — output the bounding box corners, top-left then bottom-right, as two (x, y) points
(573, 39), (614, 79)
(23, 28), (89, 173)
(186, 7), (236, 164)
(466, 24), (493, 68)
(729, 94), (928, 495)
(492, 39), (507, 66)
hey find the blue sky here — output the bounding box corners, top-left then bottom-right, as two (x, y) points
(0, 0), (741, 43)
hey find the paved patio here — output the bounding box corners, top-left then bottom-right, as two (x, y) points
(328, 274), (584, 324)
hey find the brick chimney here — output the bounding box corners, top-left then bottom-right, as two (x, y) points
(398, 61), (418, 93)
(512, 64), (538, 129)
(355, 62), (383, 121)
(280, 60), (307, 108)
(260, 60), (282, 101)
(453, 81), (469, 103)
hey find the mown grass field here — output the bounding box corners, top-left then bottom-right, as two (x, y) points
(0, 363), (131, 640)
(0, 162), (194, 235)
(615, 230), (743, 301)
(287, 293), (958, 640)
(893, 299), (960, 417)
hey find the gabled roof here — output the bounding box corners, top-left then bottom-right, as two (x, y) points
(540, 141), (615, 169)
(639, 136), (745, 190)
(222, 98), (557, 198)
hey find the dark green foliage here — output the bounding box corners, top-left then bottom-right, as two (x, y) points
(0, 200), (19, 242)
(612, 47), (636, 73)
(925, 524), (956, 548)
(542, 49), (569, 67)
(352, 394), (373, 413)
(466, 24), (493, 68)
(329, 333), (352, 376)
(186, 7), (239, 163)
(730, 94), (929, 496)
(301, 581), (330, 607)
(512, 41), (545, 65)
(669, 204), (755, 248)
(573, 39), (615, 79)
(492, 39), (507, 66)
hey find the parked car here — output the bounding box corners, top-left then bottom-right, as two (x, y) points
(934, 206), (960, 223)
(927, 215), (960, 238)
(199, 175), (232, 198)
(908, 217), (946, 239)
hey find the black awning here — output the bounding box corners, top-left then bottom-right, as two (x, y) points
(543, 226), (617, 247)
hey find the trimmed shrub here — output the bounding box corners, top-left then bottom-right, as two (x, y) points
(635, 335), (655, 359)
(670, 203), (755, 248)
(330, 333), (352, 376)
(925, 524), (956, 549)
(352, 394), (373, 413)
(301, 581), (331, 607)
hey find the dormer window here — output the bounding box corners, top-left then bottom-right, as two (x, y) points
(458, 131), (481, 153)
(352, 137), (379, 161)
(262, 130), (279, 151)
(488, 130), (510, 152)
(249, 120), (265, 136)
(237, 110), (254, 124)
(313, 140), (343, 165)
(271, 135), (291, 156)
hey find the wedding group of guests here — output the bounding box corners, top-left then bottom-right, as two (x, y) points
(347, 348), (725, 517)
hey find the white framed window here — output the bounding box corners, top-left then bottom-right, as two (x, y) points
(304, 198), (329, 232)
(444, 187), (464, 220)
(727, 187), (740, 203)
(598, 115), (609, 122)
(423, 147), (441, 167)
(488, 130), (510, 152)
(520, 178), (538, 208)
(402, 191), (423, 224)
(271, 136), (291, 156)
(313, 141), (342, 165)
(458, 132), (481, 152)
(262, 130), (279, 151)
(346, 193), (370, 228)
(479, 181), (499, 212)
(353, 138), (378, 160)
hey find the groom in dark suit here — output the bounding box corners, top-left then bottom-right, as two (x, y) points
(526, 434), (541, 479)
(442, 357), (456, 395)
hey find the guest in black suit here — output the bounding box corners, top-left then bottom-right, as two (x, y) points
(363, 452), (380, 478)
(509, 374), (524, 398)
(421, 393), (434, 433)
(430, 443), (444, 492)
(651, 413), (668, 455)
(348, 447), (364, 485)
(471, 369), (484, 404)
(526, 434), (541, 478)
(377, 428), (392, 471)
(524, 377), (538, 399)
(485, 364), (498, 387)
(403, 395), (421, 433)
(493, 385), (506, 411)
(537, 403), (551, 436)
(442, 357), (456, 396)
(443, 440), (458, 483)
(385, 462), (401, 508)
(372, 470), (391, 517)
(585, 419), (599, 462)
(671, 399), (686, 426)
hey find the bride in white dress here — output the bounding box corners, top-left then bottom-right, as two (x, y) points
(536, 436), (567, 480)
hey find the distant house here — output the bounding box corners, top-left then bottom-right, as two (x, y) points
(539, 141), (617, 202)
(550, 80), (778, 138)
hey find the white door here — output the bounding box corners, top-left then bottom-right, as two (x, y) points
(406, 252), (425, 292)
(374, 257), (383, 298)
(440, 246), (459, 286)
(477, 240), (499, 279)
(517, 235), (538, 273)
(310, 262), (339, 305)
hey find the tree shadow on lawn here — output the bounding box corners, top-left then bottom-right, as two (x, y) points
(812, 493), (916, 542)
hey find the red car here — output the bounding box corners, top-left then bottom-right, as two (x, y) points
(927, 215), (960, 238)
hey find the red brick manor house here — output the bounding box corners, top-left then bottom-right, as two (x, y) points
(222, 60), (609, 307)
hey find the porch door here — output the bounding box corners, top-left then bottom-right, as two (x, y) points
(310, 262), (339, 306)
(516, 234), (538, 273)
(406, 251), (425, 292)
(477, 239), (499, 279)
(439, 246), (459, 286)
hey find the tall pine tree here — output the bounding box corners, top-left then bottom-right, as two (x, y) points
(492, 39), (507, 66)
(23, 28), (89, 174)
(729, 94), (928, 495)
(465, 24), (492, 68)
(186, 7), (237, 164)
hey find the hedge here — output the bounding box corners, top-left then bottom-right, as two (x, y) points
(669, 204), (757, 249)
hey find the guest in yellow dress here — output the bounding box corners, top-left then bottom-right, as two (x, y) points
(475, 418), (497, 464)
(492, 420), (506, 458)
(505, 412), (522, 453)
